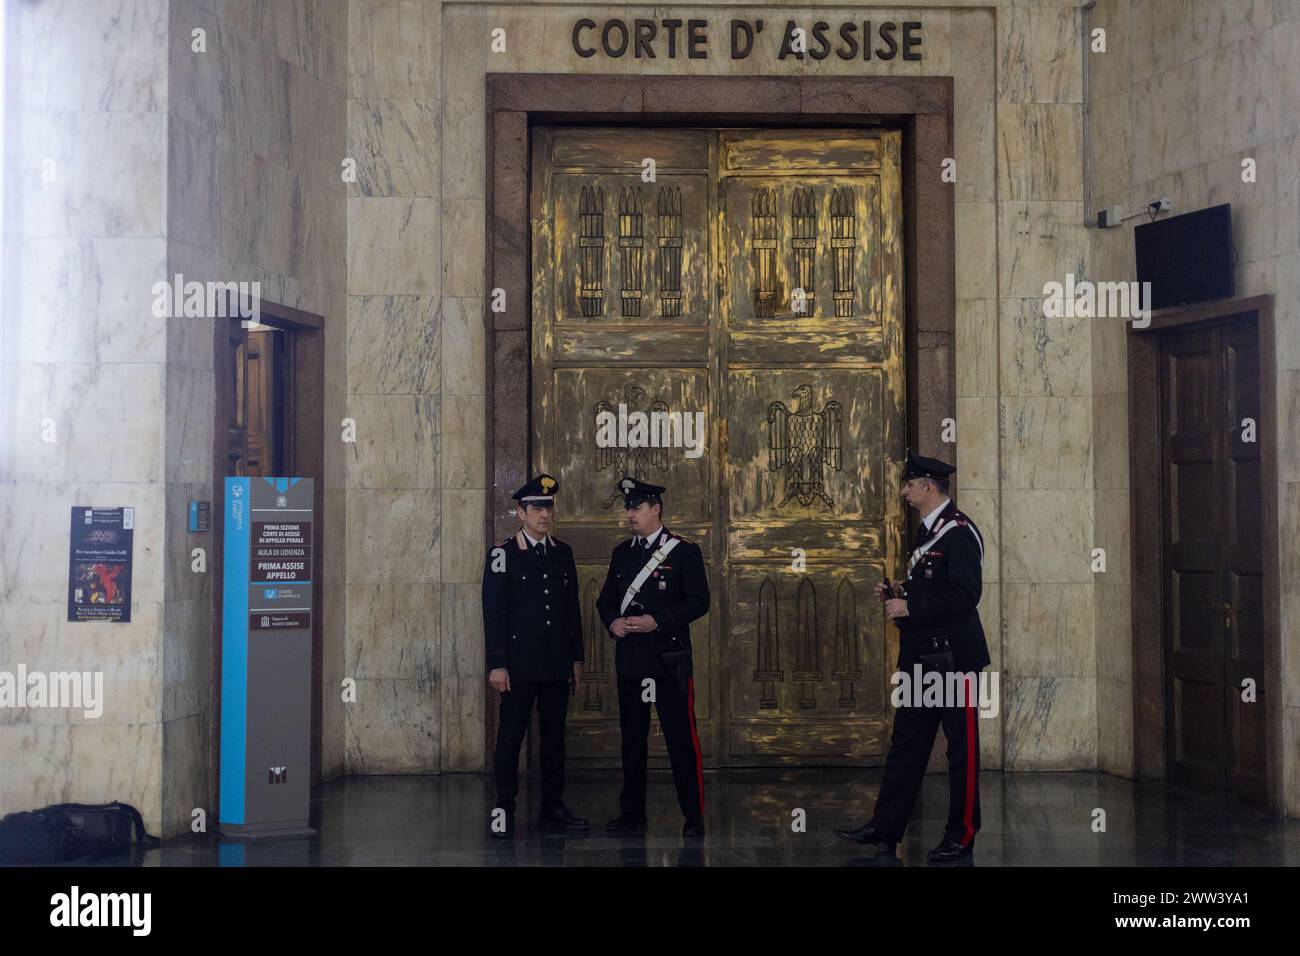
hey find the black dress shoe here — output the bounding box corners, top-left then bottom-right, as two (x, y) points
(681, 818), (705, 838)
(539, 804), (589, 830)
(833, 822), (896, 851)
(927, 837), (974, 864)
(489, 809), (515, 839)
(605, 813), (648, 833)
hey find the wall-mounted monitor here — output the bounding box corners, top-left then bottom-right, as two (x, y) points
(1135, 203), (1235, 312)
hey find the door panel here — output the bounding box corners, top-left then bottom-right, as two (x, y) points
(720, 177), (885, 328)
(533, 128), (716, 767)
(551, 172), (710, 326)
(531, 126), (905, 766)
(725, 564), (888, 759)
(717, 130), (904, 764)
(1160, 317), (1266, 804)
(549, 369), (712, 523)
(1222, 321), (1265, 803)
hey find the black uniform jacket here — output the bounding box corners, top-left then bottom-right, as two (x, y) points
(595, 528), (710, 680)
(895, 501), (991, 673)
(482, 531), (583, 682)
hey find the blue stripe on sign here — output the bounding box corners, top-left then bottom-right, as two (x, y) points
(219, 477), (251, 824)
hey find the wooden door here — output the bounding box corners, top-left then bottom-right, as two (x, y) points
(530, 127), (905, 767)
(1160, 317), (1266, 803)
(213, 309), (324, 798)
(222, 321), (285, 478)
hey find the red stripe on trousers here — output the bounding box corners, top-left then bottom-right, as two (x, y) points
(687, 678), (705, 817)
(961, 673), (976, 846)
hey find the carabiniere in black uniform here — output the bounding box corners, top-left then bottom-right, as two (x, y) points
(836, 450), (990, 863)
(482, 473), (586, 836)
(596, 477), (710, 837)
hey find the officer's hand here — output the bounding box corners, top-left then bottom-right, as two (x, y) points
(572, 662), (583, 690)
(489, 668), (511, 693)
(873, 581), (889, 599)
(884, 598), (909, 620)
(629, 614), (658, 633)
(610, 618), (630, 638)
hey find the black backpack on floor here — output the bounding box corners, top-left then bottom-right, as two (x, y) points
(0, 802), (160, 864)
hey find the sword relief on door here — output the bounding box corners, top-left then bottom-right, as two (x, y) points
(532, 127), (905, 766)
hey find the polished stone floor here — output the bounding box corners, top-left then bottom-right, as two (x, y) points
(82, 769), (1300, 866)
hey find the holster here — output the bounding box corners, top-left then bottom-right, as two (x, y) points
(918, 636), (955, 674)
(661, 643), (693, 692)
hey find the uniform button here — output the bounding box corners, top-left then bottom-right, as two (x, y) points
(545, 605), (550, 610)
(546, 620), (551, 625)
(542, 573), (548, 578)
(544, 589), (549, 594)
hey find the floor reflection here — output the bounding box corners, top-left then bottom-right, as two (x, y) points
(75, 769), (1300, 867)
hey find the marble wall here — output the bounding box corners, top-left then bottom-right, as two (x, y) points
(986, 4), (1094, 772)
(1, 0), (171, 830)
(1086, 0), (1300, 812)
(0, 0), (348, 837)
(346, 0), (448, 773)
(162, 0), (349, 836)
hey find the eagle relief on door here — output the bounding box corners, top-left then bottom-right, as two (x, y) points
(531, 127), (905, 766)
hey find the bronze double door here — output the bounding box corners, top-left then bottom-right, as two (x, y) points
(530, 127), (906, 766)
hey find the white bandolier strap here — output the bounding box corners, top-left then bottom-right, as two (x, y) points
(907, 518), (984, 574)
(620, 536), (680, 614)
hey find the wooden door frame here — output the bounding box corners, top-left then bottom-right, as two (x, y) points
(483, 74), (956, 766)
(1127, 294), (1280, 811)
(210, 300), (326, 820)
